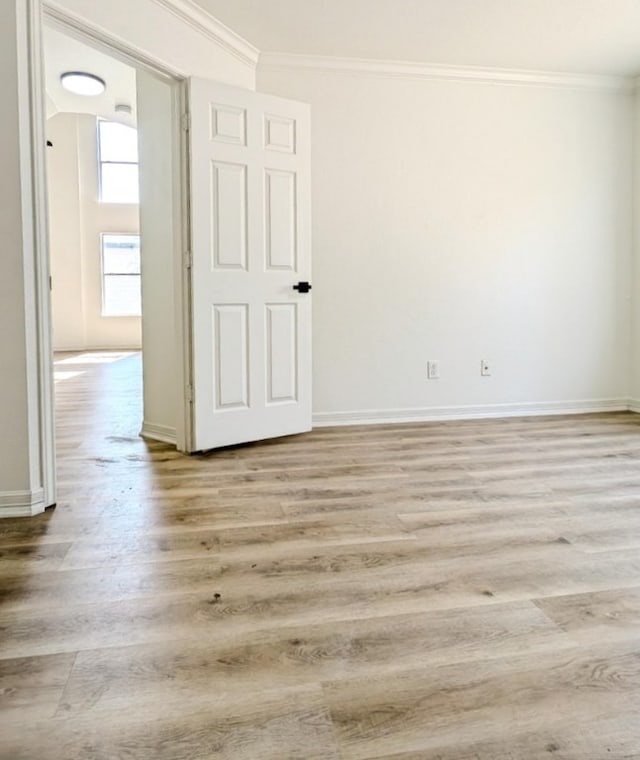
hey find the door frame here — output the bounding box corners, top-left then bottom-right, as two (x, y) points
(31, 0), (194, 505)
(32, 0), (192, 471)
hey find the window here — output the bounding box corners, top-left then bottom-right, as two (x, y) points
(101, 234), (141, 317)
(98, 120), (139, 204)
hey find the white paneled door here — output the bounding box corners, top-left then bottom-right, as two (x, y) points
(188, 78), (312, 451)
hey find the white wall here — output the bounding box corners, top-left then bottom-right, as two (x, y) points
(137, 70), (179, 443)
(46, 112), (83, 348)
(48, 0), (256, 90)
(258, 65), (634, 421)
(47, 112), (141, 350)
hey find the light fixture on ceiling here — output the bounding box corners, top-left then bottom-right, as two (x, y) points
(60, 71), (106, 97)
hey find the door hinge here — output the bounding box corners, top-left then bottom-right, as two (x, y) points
(184, 250), (192, 269)
(182, 112), (191, 132)
(185, 385), (194, 403)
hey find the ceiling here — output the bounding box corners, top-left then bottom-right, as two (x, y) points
(195, 0), (640, 77)
(43, 26), (137, 125)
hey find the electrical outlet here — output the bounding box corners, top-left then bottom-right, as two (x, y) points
(427, 360), (440, 379)
(481, 359), (491, 377)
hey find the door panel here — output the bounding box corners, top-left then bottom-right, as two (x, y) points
(213, 304), (249, 410)
(264, 114), (296, 153)
(266, 303), (298, 404)
(211, 162), (248, 270)
(265, 169), (297, 270)
(211, 104), (247, 146)
(189, 78), (311, 451)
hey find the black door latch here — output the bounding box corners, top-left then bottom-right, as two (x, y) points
(293, 281), (312, 293)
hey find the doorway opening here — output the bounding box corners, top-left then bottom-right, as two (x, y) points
(42, 12), (190, 506)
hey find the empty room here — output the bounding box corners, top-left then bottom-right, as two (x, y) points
(2, 1), (640, 758)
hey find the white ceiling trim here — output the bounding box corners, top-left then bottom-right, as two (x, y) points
(259, 53), (633, 93)
(150, 0), (259, 68)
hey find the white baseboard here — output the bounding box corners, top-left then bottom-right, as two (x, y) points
(140, 421), (177, 445)
(313, 398), (630, 428)
(628, 399), (640, 414)
(0, 489), (47, 518)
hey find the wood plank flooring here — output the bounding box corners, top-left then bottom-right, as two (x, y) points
(2, 351), (640, 758)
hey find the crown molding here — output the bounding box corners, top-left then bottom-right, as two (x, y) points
(150, 0), (259, 68)
(260, 53), (633, 92)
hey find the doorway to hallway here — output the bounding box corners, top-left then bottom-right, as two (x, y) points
(43, 13), (188, 510)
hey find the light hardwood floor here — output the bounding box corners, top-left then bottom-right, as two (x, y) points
(2, 351), (640, 759)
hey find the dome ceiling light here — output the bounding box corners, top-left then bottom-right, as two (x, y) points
(60, 72), (106, 97)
